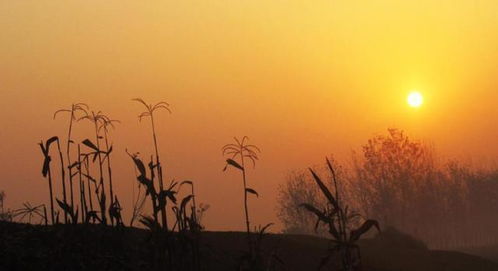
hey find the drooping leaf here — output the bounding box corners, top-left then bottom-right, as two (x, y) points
(180, 180), (193, 187)
(259, 223), (274, 235)
(46, 136), (59, 150)
(156, 190), (177, 212)
(92, 152), (99, 163)
(56, 199), (73, 217)
(180, 195), (194, 211)
(225, 159), (244, 171)
(41, 155), (51, 177)
(300, 203), (330, 223)
(132, 157), (146, 176)
(245, 188), (259, 197)
(82, 139), (99, 152)
(137, 175), (155, 196)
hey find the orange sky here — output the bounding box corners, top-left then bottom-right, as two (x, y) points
(1, 0), (498, 231)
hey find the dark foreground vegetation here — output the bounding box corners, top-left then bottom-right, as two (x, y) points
(2, 221), (498, 271)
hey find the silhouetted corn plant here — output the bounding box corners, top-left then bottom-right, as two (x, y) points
(13, 202), (47, 224)
(172, 190), (203, 271)
(76, 145), (87, 223)
(128, 152), (179, 227)
(98, 115), (120, 225)
(80, 152), (96, 221)
(172, 194), (194, 232)
(222, 136), (261, 254)
(39, 136), (60, 224)
(127, 151), (159, 223)
(178, 180), (200, 229)
(54, 103), (88, 223)
(56, 198), (78, 224)
(301, 158), (380, 271)
(109, 195), (124, 226)
(133, 98), (171, 230)
(79, 111), (110, 225)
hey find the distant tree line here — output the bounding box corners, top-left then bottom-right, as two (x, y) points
(278, 128), (498, 249)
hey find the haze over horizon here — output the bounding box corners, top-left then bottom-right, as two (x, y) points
(1, 0), (498, 231)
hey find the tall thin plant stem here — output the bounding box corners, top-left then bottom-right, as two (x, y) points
(222, 136), (261, 254)
(78, 145), (87, 223)
(151, 114), (168, 230)
(79, 111), (108, 225)
(133, 98), (171, 230)
(84, 157), (94, 213)
(54, 103), (88, 221)
(99, 116), (119, 226)
(39, 140), (56, 224)
(55, 138), (68, 224)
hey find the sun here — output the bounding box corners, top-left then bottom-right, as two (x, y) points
(407, 91), (424, 108)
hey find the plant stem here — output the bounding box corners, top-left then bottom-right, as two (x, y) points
(151, 114), (168, 230)
(93, 114), (107, 225)
(240, 154), (253, 255)
(56, 140), (68, 224)
(78, 145), (86, 223)
(85, 158), (94, 214)
(47, 162), (55, 224)
(67, 109), (75, 217)
(103, 129), (115, 226)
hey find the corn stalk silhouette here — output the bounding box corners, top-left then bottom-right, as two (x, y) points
(53, 103), (88, 223)
(13, 202), (47, 224)
(80, 151), (96, 221)
(98, 115), (119, 225)
(133, 98), (171, 230)
(301, 158), (380, 271)
(222, 136), (260, 254)
(38, 136), (60, 224)
(78, 111), (111, 225)
(76, 144), (87, 222)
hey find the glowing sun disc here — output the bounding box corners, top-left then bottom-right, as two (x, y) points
(407, 91), (423, 108)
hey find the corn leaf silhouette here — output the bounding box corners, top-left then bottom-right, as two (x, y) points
(180, 195), (194, 211)
(245, 188), (259, 197)
(224, 158), (244, 171)
(82, 139), (99, 152)
(309, 168), (339, 210)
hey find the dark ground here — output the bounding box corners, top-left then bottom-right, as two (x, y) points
(1, 221), (497, 271)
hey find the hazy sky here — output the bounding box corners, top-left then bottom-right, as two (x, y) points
(1, 0), (498, 231)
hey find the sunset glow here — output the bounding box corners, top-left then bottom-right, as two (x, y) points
(407, 91), (424, 108)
